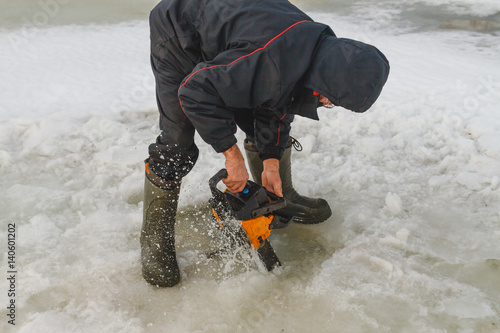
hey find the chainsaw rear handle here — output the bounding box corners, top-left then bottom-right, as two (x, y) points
(209, 168), (282, 200)
(209, 168), (229, 197)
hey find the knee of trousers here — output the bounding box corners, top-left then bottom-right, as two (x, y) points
(147, 141), (199, 181)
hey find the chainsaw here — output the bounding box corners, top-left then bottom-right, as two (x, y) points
(208, 169), (292, 271)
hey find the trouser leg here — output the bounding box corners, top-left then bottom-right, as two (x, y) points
(148, 54), (199, 181)
(141, 52), (198, 287)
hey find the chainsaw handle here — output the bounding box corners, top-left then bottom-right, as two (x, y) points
(209, 168), (228, 195)
(210, 168), (282, 200)
(264, 190), (281, 202)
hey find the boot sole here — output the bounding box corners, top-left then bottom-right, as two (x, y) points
(290, 205), (332, 225)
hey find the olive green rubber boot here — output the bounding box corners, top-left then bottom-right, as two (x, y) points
(244, 138), (332, 224)
(140, 162), (181, 287)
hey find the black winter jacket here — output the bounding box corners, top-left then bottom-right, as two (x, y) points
(150, 0), (389, 159)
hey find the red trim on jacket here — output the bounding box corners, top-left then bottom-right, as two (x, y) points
(177, 19), (310, 149)
(178, 19), (310, 96)
(275, 113), (287, 147)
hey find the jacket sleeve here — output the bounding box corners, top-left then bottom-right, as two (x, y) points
(253, 109), (294, 160)
(178, 46), (283, 154)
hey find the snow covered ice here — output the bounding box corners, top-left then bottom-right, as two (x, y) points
(1, 0), (500, 332)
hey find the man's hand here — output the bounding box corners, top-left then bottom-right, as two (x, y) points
(261, 158), (283, 197)
(222, 144), (249, 193)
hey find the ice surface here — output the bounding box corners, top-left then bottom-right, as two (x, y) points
(1, 1), (500, 332)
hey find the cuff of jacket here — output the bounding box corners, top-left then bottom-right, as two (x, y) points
(259, 147), (284, 161)
(212, 135), (238, 153)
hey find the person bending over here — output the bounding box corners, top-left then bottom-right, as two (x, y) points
(141, 0), (390, 287)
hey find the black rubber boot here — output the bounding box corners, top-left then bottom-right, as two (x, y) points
(244, 138), (332, 224)
(140, 161), (181, 287)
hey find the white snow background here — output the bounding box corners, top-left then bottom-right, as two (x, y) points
(1, 0), (500, 332)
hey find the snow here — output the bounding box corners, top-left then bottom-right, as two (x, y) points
(1, 1), (500, 332)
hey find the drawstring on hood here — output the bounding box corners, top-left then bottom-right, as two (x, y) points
(304, 36), (390, 113)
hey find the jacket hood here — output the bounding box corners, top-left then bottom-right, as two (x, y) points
(304, 36), (390, 113)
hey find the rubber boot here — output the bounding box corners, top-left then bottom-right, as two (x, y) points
(140, 162), (181, 287)
(244, 139), (332, 224)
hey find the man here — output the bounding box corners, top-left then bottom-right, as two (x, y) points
(141, 0), (390, 287)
